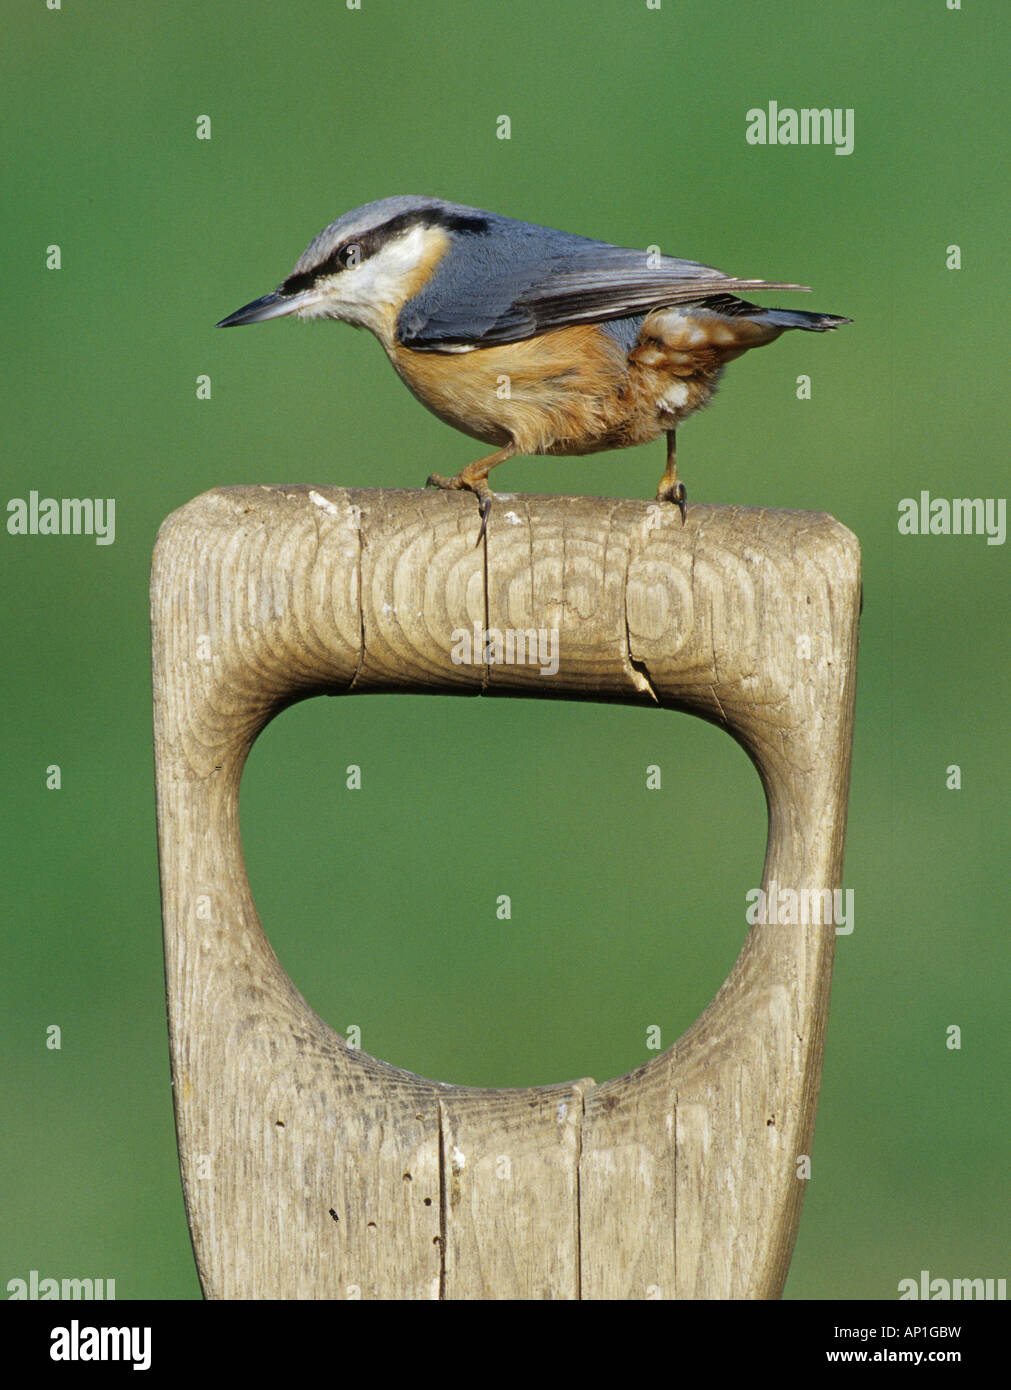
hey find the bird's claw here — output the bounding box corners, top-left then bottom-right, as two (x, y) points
(424, 472), (494, 544)
(656, 479), (688, 524)
(477, 492), (493, 543)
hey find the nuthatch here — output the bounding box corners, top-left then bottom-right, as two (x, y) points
(218, 195), (850, 533)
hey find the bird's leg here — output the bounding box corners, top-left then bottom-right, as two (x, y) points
(656, 429), (687, 524)
(426, 444), (517, 541)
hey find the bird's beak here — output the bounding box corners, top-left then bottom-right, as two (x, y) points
(216, 290), (306, 328)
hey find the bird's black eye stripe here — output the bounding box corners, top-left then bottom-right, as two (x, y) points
(281, 208), (489, 296)
(282, 260), (340, 296)
(282, 241), (365, 294)
(281, 269), (316, 295)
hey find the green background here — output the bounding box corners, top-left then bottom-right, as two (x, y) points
(2, 0), (1007, 1300)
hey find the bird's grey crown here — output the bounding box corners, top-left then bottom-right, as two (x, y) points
(288, 194), (721, 280)
(287, 196), (490, 282)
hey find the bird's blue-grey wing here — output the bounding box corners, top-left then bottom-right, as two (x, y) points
(397, 219), (810, 350)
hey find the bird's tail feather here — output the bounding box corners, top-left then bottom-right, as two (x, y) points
(689, 291), (851, 332)
(756, 307), (852, 332)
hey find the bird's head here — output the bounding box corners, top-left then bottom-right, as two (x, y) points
(216, 195), (490, 348)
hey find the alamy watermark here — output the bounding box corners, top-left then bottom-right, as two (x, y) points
(897, 492), (1005, 546)
(7, 1269), (116, 1299)
(746, 882), (854, 935)
(451, 622), (559, 676)
(6, 491), (115, 545)
(898, 1270), (1005, 1300)
(746, 101), (855, 156)
(49, 1320), (151, 1371)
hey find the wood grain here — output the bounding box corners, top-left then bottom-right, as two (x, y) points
(151, 485), (860, 1299)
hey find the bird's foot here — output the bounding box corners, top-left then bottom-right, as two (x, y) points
(425, 445), (515, 543)
(426, 471), (495, 542)
(656, 478), (688, 525)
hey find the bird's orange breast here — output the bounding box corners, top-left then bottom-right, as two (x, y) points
(385, 309), (783, 458)
(387, 324), (636, 456)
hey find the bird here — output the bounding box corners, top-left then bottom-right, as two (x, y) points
(217, 195), (850, 535)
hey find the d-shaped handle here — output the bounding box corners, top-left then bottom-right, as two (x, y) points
(151, 486), (860, 1299)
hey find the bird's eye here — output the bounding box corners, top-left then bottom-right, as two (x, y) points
(339, 242), (365, 270)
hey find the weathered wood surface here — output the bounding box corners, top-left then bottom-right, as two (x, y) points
(151, 486), (860, 1299)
